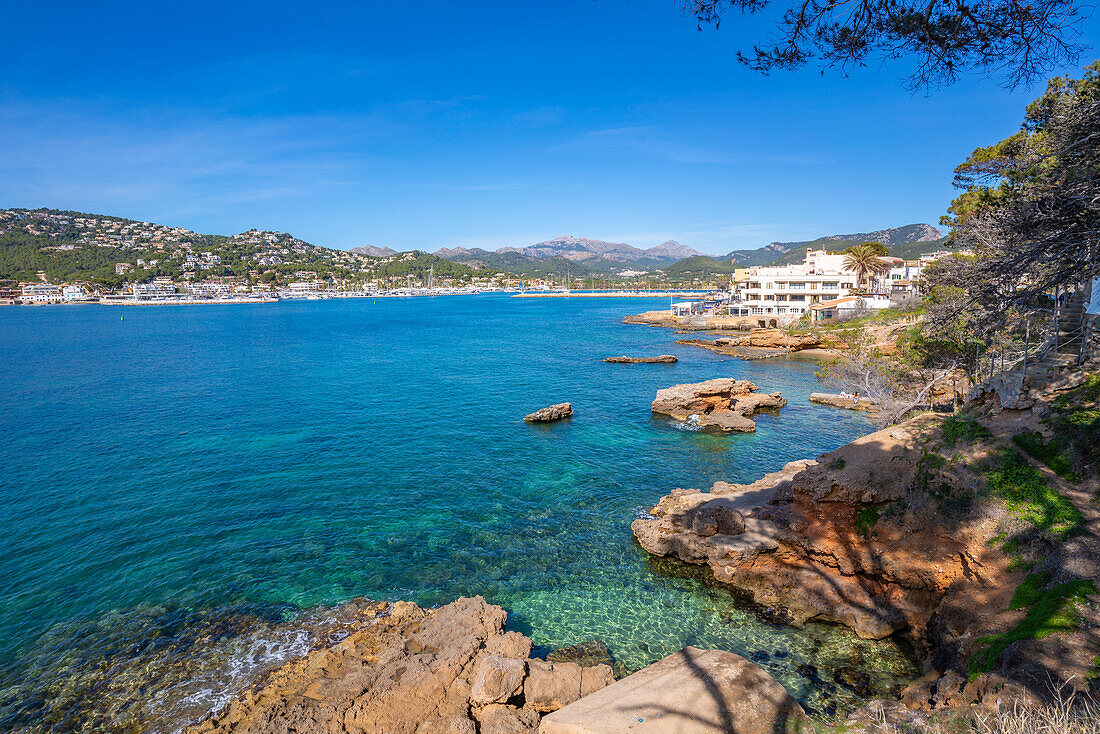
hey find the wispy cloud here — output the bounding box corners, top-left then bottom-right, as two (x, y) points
(0, 96), (391, 221)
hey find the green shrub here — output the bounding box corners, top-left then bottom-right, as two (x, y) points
(1047, 372), (1100, 480)
(942, 415), (991, 446)
(1011, 431), (1080, 483)
(1008, 571), (1052, 609)
(978, 450), (1086, 539)
(854, 505), (881, 538)
(969, 578), (1097, 679)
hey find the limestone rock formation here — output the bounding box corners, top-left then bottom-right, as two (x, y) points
(633, 414), (1002, 642)
(675, 329), (826, 361)
(523, 659), (614, 713)
(540, 647), (809, 734)
(524, 403), (573, 422)
(185, 597), (614, 734)
(651, 378), (786, 432)
(604, 355), (678, 363)
(717, 328), (822, 350)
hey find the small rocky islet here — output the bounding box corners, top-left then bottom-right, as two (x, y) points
(603, 354), (678, 363)
(523, 403), (573, 422)
(651, 377), (787, 432)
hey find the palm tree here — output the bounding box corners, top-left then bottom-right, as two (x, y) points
(842, 244), (891, 292)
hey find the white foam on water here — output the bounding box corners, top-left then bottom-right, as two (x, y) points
(671, 414), (704, 432)
(153, 607), (382, 733)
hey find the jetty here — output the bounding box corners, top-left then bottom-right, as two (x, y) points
(512, 290), (706, 299)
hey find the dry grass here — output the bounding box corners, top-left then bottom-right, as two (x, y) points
(862, 697), (1100, 734)
(970, 699), (1100, 734)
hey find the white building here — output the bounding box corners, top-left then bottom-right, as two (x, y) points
(188, 283), (231, 299)
(809, 295), (893, 322)
(133, 283), (177, 300)
(21, 283), (62, 303)
(62, 285), (90, 302)
(729, 249), (861, 320)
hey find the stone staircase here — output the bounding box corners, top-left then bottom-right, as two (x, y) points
(971, 288), (1096, 409)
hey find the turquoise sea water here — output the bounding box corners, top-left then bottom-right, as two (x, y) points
(0, 295), (915, 730)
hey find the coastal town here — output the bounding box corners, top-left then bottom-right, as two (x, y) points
(5, 0), (1100, 729)
(1, 208), (957, 310)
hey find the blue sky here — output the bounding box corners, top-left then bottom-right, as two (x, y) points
(2, 0), (1096, 255)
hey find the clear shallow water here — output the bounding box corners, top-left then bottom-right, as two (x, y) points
(0, 295), (915, 730)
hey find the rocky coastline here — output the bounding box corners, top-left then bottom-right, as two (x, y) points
(632, 396), (1100, 719)
(154, 317), (1097, 733)
(186, 596), (617, 734)
(173, 369), (1099, 733)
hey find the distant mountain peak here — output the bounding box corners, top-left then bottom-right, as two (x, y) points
(645, 240), (703, 259)
(435, 235), (700, 265)
(349, 245), (397, 258)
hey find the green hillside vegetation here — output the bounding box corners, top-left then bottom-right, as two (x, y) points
(447, 251), (647, 278)
(0, 208), (484, 287)
(366, 252), (478, 281)
(727, 224), (947, 266)
(660, 255), (738, 277)
(889, 237), (952, 259)
(764, 237), (953, 266)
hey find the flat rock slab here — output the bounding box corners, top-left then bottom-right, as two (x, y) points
(809, 392), (878, 413)
(526, 403), (574, 422)
(604, 355), (678, 363)
(539, 647), (808, 734)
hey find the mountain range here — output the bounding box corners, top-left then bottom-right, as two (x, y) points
(431, 224), (947, 276)
(434, 235), (703, 272)
(349, 245), (397, 257)
(725, 223), (944, 267)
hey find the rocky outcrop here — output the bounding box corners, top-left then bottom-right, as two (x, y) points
(604, 355), (678, 363)
(185, 597), (614, 734)
(678, 329), (824, 360)
(540, 647), (809, 734)
(623, 311), (678, 327)
(633, 414), (1004, 643)
(525, 403), (573, 422)
(810, 392), (879, 413)
(651, 378), (786, 432)
(719, 329), (822, 350)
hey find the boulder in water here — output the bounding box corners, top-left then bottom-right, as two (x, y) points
(524, 403), (573, 422)
(604, 355), (678, 363)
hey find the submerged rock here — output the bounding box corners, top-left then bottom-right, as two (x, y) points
(651, 378), (786, 432)
(604, 355), (678, 363)
(524, 403), (573, 422)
